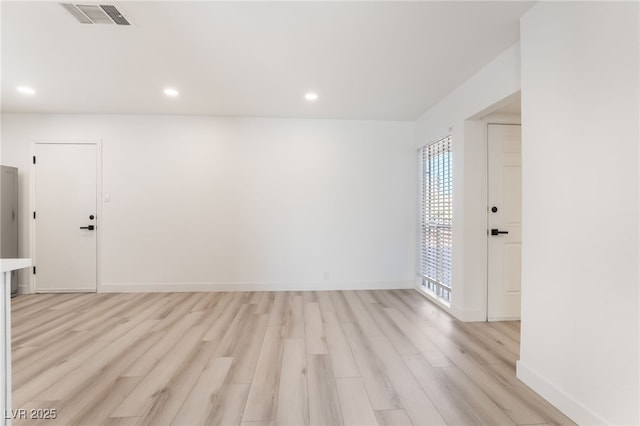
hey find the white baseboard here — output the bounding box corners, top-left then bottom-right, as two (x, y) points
(98, 280), (413, 293)
(488, 315), (521, 321)
(516, 361), (608, 425)
(453, 306), (485, 322)
(414, 286), (485, 322)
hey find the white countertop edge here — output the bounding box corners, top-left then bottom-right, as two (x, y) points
(1, 258), (32, 273)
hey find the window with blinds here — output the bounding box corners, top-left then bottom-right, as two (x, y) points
(419, 135), (452, 302)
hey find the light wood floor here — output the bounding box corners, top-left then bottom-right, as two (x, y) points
(11, 290), (574, 426)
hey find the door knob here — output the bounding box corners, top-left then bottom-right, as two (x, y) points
(491, 228), (508, 236)
(80, 225), (95, 231)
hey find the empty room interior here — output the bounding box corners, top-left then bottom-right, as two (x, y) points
(0, 1), (638, 425)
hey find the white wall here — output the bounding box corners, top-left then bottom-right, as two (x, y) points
(415, 43), (521, 321)
(517, 2), (639, 425)
(1, 114), (416, 292)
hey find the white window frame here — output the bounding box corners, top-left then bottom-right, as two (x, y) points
(418, 135), (453, 303)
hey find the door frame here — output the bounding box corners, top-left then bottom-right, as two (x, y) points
(483, 118), (521, 320)
(29, 140), (102, 294)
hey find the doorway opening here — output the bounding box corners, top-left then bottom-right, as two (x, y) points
(482, 93), (522, 321)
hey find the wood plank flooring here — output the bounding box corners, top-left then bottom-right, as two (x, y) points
(10, 290), (575, 426)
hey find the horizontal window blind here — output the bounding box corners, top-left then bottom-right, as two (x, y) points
(419, 135), (452, 302)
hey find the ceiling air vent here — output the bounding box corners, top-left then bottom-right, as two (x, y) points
(60, 4), (130, 25)
(99, 5), (129, 25)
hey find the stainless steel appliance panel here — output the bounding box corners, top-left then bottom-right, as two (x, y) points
(1, 166), (19, 295)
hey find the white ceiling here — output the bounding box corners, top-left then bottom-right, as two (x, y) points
(1, 1), (533, 121)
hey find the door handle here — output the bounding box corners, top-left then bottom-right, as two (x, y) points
(80, 225), (95, 231)
(491, 228), (508, 236)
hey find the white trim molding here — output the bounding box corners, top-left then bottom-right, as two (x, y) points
(99, 280), (414, 293)
(415, 285), (485, 322)
(516, 361), (609, 426)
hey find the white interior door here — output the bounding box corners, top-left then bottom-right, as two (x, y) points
(34, 143), (97, 292)
(487, 124), (522, 320)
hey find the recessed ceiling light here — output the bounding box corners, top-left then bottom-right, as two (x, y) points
(304, 92), (318, 101)
(16, 86), (36, 95)
(163, 88), (179, 97)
